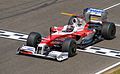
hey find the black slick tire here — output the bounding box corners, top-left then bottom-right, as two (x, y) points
(62, 38), (76, 57)
(101, 22), (116, 40)
(26, 32), (41, 48)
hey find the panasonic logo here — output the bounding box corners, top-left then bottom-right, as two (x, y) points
(88, 8), (104, 14)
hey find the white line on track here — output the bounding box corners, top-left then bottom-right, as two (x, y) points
(115, 24), (120, 27)
(95, 62), (120, 74)
(0, 30), (28, 41)
(77, 46), (120, 59)
(104, 3), (120, 27)
(95, 2), (120, 74)
(103, 3), (120, 10)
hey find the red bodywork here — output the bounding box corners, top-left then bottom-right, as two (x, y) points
(39, 20), (95, 46)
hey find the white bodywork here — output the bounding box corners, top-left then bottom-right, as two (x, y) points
(17, 45), (68, 61)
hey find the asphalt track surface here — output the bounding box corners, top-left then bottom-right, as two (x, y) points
(0, 0), (120, 74)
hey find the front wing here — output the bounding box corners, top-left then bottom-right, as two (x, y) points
(16, 46), (68, 61)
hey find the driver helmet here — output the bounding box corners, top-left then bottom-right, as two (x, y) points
(71, 17), (83, 27)
(66, 25), (74, 32)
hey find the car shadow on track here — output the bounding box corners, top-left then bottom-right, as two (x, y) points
(16, 53), (77, 62)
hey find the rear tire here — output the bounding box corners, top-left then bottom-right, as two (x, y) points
(62, 38), (76, 57)
(101, 22), (116, 40)
(26, 32), (41, 48)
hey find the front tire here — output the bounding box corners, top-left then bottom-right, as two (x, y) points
(26, 32), (41, 48)
(101, 22), (116, 40)
(62, 38), (76, 57)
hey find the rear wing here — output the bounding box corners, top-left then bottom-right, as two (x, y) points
(83, 8), (108, 23)
(85, 8), (105, 16)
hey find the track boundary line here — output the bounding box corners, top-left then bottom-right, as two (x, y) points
(103, 3), (120, 10)
(95, 62), (120, 74)
(115, 24), (120, 27)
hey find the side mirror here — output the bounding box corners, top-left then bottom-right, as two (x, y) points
(50, 27), (52, 34)
(50, 27), (57, 33)
(49, 27), (52, 39)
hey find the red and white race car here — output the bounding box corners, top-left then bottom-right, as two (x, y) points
(17, 8), (116, 61)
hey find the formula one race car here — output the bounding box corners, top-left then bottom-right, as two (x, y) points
(16, 8), (116, 61)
